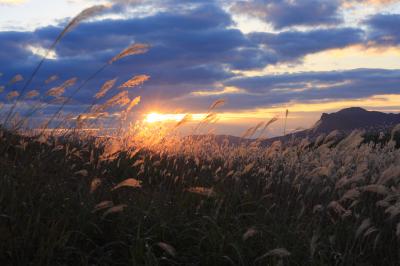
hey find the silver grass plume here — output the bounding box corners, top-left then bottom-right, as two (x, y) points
(109, 43), (150, 64)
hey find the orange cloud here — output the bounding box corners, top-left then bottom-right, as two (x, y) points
(342, 0), (398, 7)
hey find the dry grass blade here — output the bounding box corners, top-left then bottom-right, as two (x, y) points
(9, 74), (23, 84)
(109, 91), (130, 105)
(175, 114), (192, 128)
(60, 5), (110, 40)
(356, 218), (371, 239)
(45, 75), (59, 84)
(310, 232), (319, 258)
(7, 91), (19, 101)
(242, 122), (264, 138)
(243, 227), (258, 241)
(60, 77), (78, 88)
(203, 113), (218, 124)
(93, 91), (130, 113)
(257, 116), (279, 139)
(46, 77), (77, 97)
(109, 43), (150, 64)
(112, 178), (141, 191)
(241, 126), (255, 139)
(362, 185), (388, 195)
(125, 96), (141, 113)
(102, 204), (127, 218)
(186, 187), (215, 197)
(207, 99), (225, 112)
(194, 113), (218, 131)
(92, 201), (113, 213)
(78, 112), (108, 121)
(364, 227), (378, 238)
(95, 78), (117, 99)
(119, 75), (150, 88)
(391, 124), (400, 140)
(46, 87), (65, 97)
(242, 162), (255, 175)
(284, 109), (289, 135)
(256, 248), (291, 261)
(90, 178), (102, 193)
(157, 242), (176, 257)
(75, 169), (88, 176)
(328, 201), (346, 214)
(377, 165), (400, 185)
(340, 188), (360, 202)
(26, 90), (39, 99)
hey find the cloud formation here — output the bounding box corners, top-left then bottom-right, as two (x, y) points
(232, 0), (342, 29)
(366, 14), (400, 46)
(0, 0), (399, 117)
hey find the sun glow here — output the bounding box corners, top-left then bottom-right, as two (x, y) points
(144, 112), (208, 123)
(145, 113), (185, 123)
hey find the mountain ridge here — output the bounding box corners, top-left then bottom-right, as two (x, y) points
(189, 107), (400, 146)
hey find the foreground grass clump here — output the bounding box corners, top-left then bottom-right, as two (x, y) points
(1, 128), (400, 266)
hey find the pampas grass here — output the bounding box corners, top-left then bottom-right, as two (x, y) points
(125, 96), (141, 113)
(207, 98), (225, 112)
(1, 123), (400, 264)
(109, 43), (150, 64)
(9, 74), (23, 84)
(119, 74), (150, 88)
(94, 78), (118, 99)
(3, 5), (110, 127)
(7, 91), (19, 100)
(59, 5), (110, 40)
(45, 75), (59, 84)
(25, 90), (39, 99)
(112, 178), (141, 190)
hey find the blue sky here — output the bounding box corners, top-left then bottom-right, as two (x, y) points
(0, 0), (400, 136)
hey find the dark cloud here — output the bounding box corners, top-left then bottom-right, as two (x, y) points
(232, 0), (342, 29)
(0, 1), (396, 117)
(139, 69), (400, 112)
(0, 4), (243, 103)
(249, 28), (364, 60)
(366, 13), (400, 45)
(219, 69), (400, 110)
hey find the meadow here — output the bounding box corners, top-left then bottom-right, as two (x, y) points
(1, 125), (400, 265)
(1, 5), (400, 266)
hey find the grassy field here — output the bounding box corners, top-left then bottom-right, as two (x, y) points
(0, 5), (399, 265)
(1, 127), (400, 266)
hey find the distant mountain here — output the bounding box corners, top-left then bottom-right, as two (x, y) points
(188, 107), (400, 146)
(312, 107), (400, 133)
(260, 107), (400, 146)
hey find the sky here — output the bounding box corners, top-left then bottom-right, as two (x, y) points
(0, 0), (399, 136)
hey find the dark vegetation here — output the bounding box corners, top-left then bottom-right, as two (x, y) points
(1, 127), (400, 266)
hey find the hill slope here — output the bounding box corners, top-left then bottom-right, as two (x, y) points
(261, 107), (400, 145)
(313, 107), (400, 133)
